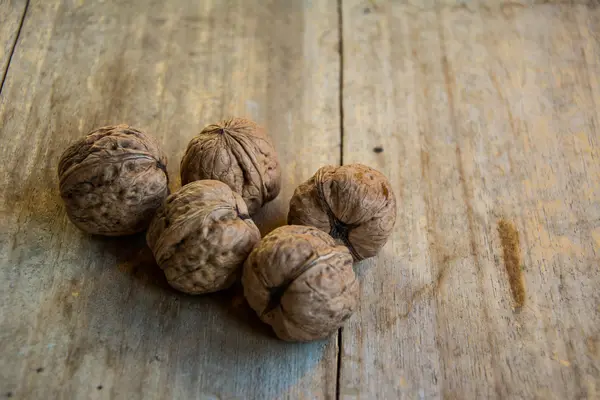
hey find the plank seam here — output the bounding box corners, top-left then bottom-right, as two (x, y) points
(336, 0), (344, 399)
(0, 0), (30, 96)
(338, 0), (344, 167)
(336, 328), (342, 400)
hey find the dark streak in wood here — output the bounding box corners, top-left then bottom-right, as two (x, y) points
(497, 220), (526, 308)
(586, 336), (599, 358)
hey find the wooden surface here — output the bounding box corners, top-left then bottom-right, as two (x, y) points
(340, 1), (600, 399)
(0, 1), (340, 399)
(0, 1), (599, 399)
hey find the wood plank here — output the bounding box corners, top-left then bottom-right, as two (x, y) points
(0, 0), (27, 90)
(0, 0), (340, 399)
(339, 1), (600, 399)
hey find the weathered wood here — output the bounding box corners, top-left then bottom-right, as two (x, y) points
(340, 1), (600, 399)
(0, 0), (340, 399)
(3, 0), (600, 398)
(0, 0), (27, 89)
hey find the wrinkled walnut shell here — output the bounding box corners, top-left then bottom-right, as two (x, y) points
(242, 225), (359, 342)
(288, 164), (396, 260)
(58, 125), (169, 236)
(180, 118), (281, 215)
(147, 180), (261, 294)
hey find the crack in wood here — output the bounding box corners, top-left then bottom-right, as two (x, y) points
(0, 0), (30, 96)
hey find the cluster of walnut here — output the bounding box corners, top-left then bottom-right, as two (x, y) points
(58, 118), (396, 342)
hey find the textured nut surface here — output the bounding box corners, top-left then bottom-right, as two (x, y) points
(288, 164), (396, 260)
(180, 118), (281, 215)
(242, 225), (358, 342)
(147, 180), (261, 294)
(58, 125), (169, 236)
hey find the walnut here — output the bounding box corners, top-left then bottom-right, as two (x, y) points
(180, 118), (281, 215)
(147, 180), (261, 294)
(288, 164), (396, 260)
(242, 225), (359, 342)
(58, 125), (169, 236)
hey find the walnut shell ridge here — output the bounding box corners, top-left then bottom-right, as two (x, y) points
(242, 225), (359, 342)
(58, 125), (169, 236)
(180, 118), (281, 215)
(147, 180), (261, 294)
(288, 164), (396, 260)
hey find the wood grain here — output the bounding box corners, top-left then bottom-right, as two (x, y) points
(3, 0), (600, 398)
(0, 0), (27, 89)
(339, 1), (600, 399)
(0, 0), (340, 399)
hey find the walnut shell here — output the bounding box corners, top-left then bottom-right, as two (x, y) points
(288, 164), (396, 260)
(58, 125), (169, 236)
(180, 118), (281, 215)
(242, 225), (359, 342)
(147, 180), (261, 294)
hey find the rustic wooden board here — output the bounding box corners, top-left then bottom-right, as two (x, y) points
(0, 0), (340, 399)
(0, 0), (27, 89)
(339, 1), (600, 399)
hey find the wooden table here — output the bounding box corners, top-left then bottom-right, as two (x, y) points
(1, 1), (599, 399)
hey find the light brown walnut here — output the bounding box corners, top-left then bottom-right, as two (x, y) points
(147, 180), (261, 294)
(242, 225), (359, 342)
(288, 164), (396, 260)
(180, 118), (281, 215)
(58, 125), (169, 236)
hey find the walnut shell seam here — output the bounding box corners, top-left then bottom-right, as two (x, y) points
(314, 168), (362, 259)
(258, 250), (352, 317)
